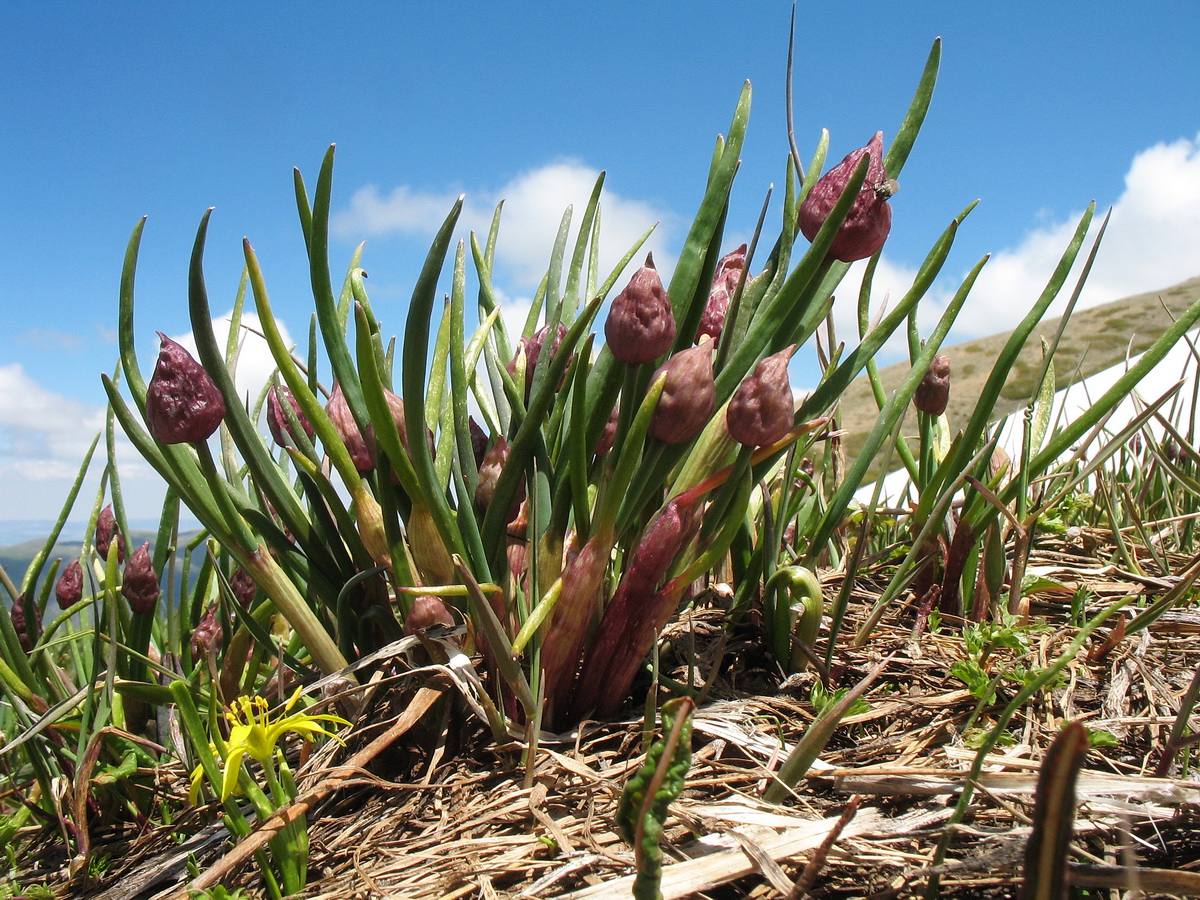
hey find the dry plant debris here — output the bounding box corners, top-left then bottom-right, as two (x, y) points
(19, 532), (1195, 900)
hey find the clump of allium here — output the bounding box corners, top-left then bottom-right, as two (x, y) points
(913, 354), (951, 416)
(649, 338), (716, 445)
(799, 131), (896, 263)
(605, 254), (676, 365)
(727, 344), (797, 447)
(145, 333), (226, 443)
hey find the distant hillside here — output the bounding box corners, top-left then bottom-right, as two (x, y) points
(0, 530), (183, 594)
(836, 274), (1200, 460)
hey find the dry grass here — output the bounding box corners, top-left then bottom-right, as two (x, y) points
(18, 526), (1200, 900)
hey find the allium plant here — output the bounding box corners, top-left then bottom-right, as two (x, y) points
(7, 34), (1200, 894)
(95, 35), (1154, 736)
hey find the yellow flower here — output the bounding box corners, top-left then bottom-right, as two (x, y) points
(190, 688), (350, 803)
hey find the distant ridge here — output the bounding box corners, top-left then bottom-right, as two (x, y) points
(836, 274), (1200, 458)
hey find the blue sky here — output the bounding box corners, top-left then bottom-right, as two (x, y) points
(2, 2), (1199, 529)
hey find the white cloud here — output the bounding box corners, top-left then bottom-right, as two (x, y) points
(0, 364), (164, 528)
(0, 310), (299, 528)
(0, 364), (107, 462)
(842, 132), (1200, 359)
(333, 159), (676, 297)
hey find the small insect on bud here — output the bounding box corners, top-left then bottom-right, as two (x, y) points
(727, 344), (797, 447)
(266, 385), (314, 448)
(145, 333), (226, 444)
(913, 354), (951, 417)
(799, 131), (895, 263)
(56, 559), (83, 609)
(97, 504), (125, 563)
(697, 244), (747, 343)
(325, 381), (375, 472)
(605, 254), (676, 365)
(123, 542), (161, 615)
(649, 338), (716, 445)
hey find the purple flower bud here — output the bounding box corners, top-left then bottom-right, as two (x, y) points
(468, 416), (489, 469)
(97, 504), (125, 563)
(913, 354), (951, 416)
(697, 244), (747, 343)
(727, 344), (797, 447)
(508, 322), (569, 401)
(382, 387), (434, 459)
(123, 542), (160, 615)
(56, 559), (83, 609)
(594, 406), (619, 457)
(475, 435), (508, 510)
(266, 385), (314, 448)
(604, 254), (676, 365)
(229, 566), (257, 609)
(989, 447), (1011, 482)
(404, 594), (455, 634)
(9, 594), (41, 654)
(145, 333), (226, 444)
(799, 132), (895, 263)
(190, 604), (223, 659)
(649, 339), (716, 445)
(475, 436), (524, 521)
(325, 381), (375, 472)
